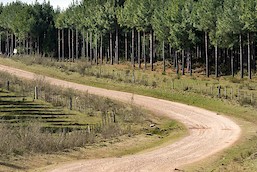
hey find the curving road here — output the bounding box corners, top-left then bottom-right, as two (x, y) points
(0, 64), (241, 172)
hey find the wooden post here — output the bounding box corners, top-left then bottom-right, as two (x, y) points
(6, 81), (10, 91)
(87, 125), (91, 133)
(69, 96), (72, 110)
(218, 86), (221, 98)
(113, 111), (116, 123)
(34, 86), (38, 100)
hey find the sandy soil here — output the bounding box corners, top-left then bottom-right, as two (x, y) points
(0, 64), (241, 172)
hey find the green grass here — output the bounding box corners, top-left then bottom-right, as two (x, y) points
(0, 73), (186, 172)
(1, 56), (257, 171)
(0, 88), (99, 130)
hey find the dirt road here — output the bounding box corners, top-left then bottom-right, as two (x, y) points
(0, 64), (241, 172)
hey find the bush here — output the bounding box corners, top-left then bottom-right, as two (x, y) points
(152, 81), (157, 88)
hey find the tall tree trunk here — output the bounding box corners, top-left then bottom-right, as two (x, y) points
(125, 32), (128, 61)
(239, 34), (243, 78)
(100, 34), (103, 64)
(95, 35), (98, 65)
(6, 32), (9, 55)
(150, 30), (153, 71)
(14, 35), (16, 54)
(10, 34), (14, 56)
(22, 39), (25, 55)
(253, 33), (256, 71)
(153, 32), (156, 64)
(110, 32), (113, 65)
(176, 51), (179, 74)
(106, 46), (109, 64)
(115, 27), (119, 64)
(72, 29), (74, 62)
(182, 50), (185, 75)
(0, 34), (2, 54)
(82, 33), (85, 58)
(215, 44), (218, 77)
(62, 29), (65, 61)
(247, 32), (251, 79)
(14, 35), (17, 52)
(26, 35), (29, 55)
(76, 29), (79, 60)
(68, 29), (71, 62)
(169, 44), (172, 62)
(231, 48), (234, 77)
(187, 51), (193, 76)
(29, 35), (32, 55)
(143, 32), (146, 70)
(132, 29), (135, 67)
(138, 30), (141, 68)
(86, 32), (89, 62)
(196, 45), (200, 60)
(205, 32), (209, 77)
(37, 37), (40, 55)
(162, 41), (165, 72)
(90, 32), (92, 64)
(199, 45), (202, 60)
(173, 50), (176, 69)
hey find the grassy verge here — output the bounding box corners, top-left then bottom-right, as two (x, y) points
(0, 68), (185, 172)
(1, 56), (257, 171)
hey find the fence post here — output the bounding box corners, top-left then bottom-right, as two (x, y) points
(69, 96), (73, 110)
(6, 81), (10, 91)
(87, 125), (91, 133)
(112, 111), (116, 123)
(34, 86), (38, 100)
(218, 86), (221, 98)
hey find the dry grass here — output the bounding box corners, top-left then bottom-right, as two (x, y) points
(0, 69), (184, 172)
(0, 122), (94, 157)
(3, 56), (257, 171)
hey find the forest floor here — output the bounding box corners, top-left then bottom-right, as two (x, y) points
(0, 57), (248, 171)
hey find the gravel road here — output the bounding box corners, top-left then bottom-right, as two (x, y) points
(0, 64), (241, 172)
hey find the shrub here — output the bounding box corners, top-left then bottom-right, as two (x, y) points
(152, 81), (157, 88)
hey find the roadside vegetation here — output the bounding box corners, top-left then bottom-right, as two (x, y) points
(1, 0), (257, 171)
(0, 70), (184, 171)
(1, 56), (257, 171)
